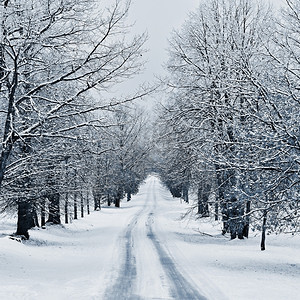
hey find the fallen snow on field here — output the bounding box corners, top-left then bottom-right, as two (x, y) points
(0, 175), (299, 299)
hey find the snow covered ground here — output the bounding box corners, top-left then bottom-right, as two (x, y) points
(0, 175), (299, 299)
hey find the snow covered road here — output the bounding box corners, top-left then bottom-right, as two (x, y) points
(105, 176), (206, 299)
(1, 175), (300, 299)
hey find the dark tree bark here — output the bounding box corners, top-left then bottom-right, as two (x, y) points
(0, 141), (14, 187)
(0, 28), (19, 188)
(15, 138), (38, 234)
(0, 43), (5, 91)
(127, 192), (131, 202)
(227, 197), (245, 240)
(216, 165), (229, 235)
(107, 193), (111, 206)
(215, 202), (219, 221)
(221, 202), (229, 235)
(115, 199), (120, 207)
(115, 196), (121, 208)
(243, 200), (251, 238)
(41, 198), (46, 227)
(218, 167), (242, 238)
(0, 68), (17, 188)
(16, 200), (35, 239)
(65, 192), (69, 224)
(33, 209), (39, 228)
(115, 187), (123, 207)
(47, 193), (61, 224)
(170, 185), (181, 198)
(237, 201), (245, 240)
(86, 191), (90, 215)
(74, 192), (78, 219)
(197, 183), (210, 217)
(93, 190), (101, 210)
(182, 184), (189, 203)
(261, 210), (267, 251)
(81, 192), (84, 218)
(64, 157), (69, 223)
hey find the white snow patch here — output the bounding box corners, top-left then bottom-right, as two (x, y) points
(0, 175), (299, 299)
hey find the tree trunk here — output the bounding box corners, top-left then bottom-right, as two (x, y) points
(237, 226), (244, 240)
(216, 165), (228, 235)
(0, 43), (5, 91)
(47, 193), (61, 224)
(16, 200), (34, 239)
(41, 198), (46, 227)
(228, 197), (243, 240)
(243, 200), (251, 238)
(215, 202), (218, 221)
(93, 190), (101, 210)
(65, 192), (69, 224)
(33, 209), (39, 228)
(115, 196), (121, 208)
(221, 202), (229, 235)
(74, 192), (78, 220)
(237, 201), (245, 240)
(170, 185), (181, 198)
(230, 230), (237, 240)
(0, 68), (17, 189)
(182, 184), (189, 203)
(81, 192), (84, 218)
(0, 143), (13, 188)
(261, 210), (267, 251)
(0, 44), (18, 189)
(107, 193), (111, 206)
(197, 183), (210, 217)
(115, 186), (123, 207)
(86, 191), (90, 215)
(127, 192), (131, 202)
(197, 187), (203, 215)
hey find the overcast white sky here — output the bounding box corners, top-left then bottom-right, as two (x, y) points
(118, 0), (285, 109)
(129, 0), (199, 82)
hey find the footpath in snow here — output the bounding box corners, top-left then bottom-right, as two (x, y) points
(0, 175), (300, 299)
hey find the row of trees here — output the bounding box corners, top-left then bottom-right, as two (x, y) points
(0, 0), (150, 239)
(156, 0), (299, 249)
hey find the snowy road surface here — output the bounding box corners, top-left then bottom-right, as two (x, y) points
(105, 176), (207, 299)
(0, 175), (300, 299)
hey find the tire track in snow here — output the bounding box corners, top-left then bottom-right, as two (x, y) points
(146, 178), (207, 300)
(104, 213), (144, 300)
(146, 212), (207, 300)
(104, 180), (154, 300)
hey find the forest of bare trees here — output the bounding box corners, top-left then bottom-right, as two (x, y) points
(156, 0), (299, 249)
(0, 0), (150, 239)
